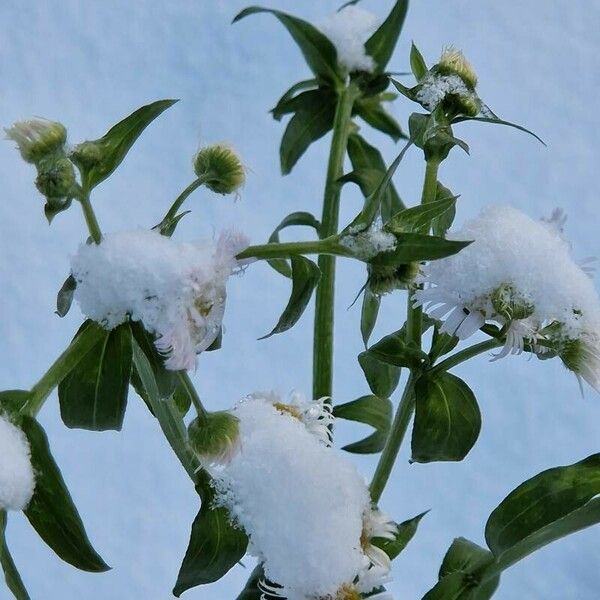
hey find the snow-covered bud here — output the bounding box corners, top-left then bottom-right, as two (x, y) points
(193, 144), (245, 195)
(437, 47), (478, 89)
(368, 261), (420, 295)
(0, 415), (35, 511)
(491, 284), (534, 321)
(5, 119), (67, 164)
(188, 411), (240, 465)
(35, 156), (77, 199)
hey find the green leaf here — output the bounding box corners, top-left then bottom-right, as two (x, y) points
(279, 90), (336, 174)
(369, 232), (470, 266)
(0, 511), (30, 600)
(365, 0), (409, 73)
(59, 323), (132, 431)
(236, 564), (279, 600)
(333, 394), (392, 454)
(485, 454), (600, 572)
(358, 351), (401, 399)
(368, 329), (429, 369)
(432, 182), (457, 237)
(271, 79), (319, 120)
(233, 7), (342, 86)
(429, 325), (459, 363)
(77, 99), (178, 190)
(384, 196), (457, 235)
(360, 288), (380, 347)
(0, 391), (32, 415)
(173, 472), (248, 596)
(20, 416), (109, 572)
(410, 42), (428, 81)
(261, 256), (321, 338)
(154, 210), (191, 237)
(355, 101), (404, 142)
(266, 211), (321, 278)
(346, 133), (404, 220)
(373, 511), (428, 561)
(452, 115), (545, 145)
(412, 372), (481, 463)
(56, 274), (77, 318)
(423, 538), (499, 600)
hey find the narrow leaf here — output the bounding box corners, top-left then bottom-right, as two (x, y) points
(358, 351), (401, 399)
(432, 182), (457, 237)
(173, 472), (248, 596)
(59, 323), (132, 431)
(410, 42), (428, 81)
(233, 7), (341, 86)
(21, 417), (109, 572)
(385, 196), (457, 235)
(452, 115), (546, 145)
(0, 511), (30, 600)
(429, 326), (459, 363)
(271, 79), (319, 120)
(373, 511), (428, 561)
(360, 288), (380, 347)
(412, 372), (481, 463)
(355, 102), (404, 142)
(368, 330), (429, 369)
(365, 0), (409, 72)
(261, 256), (320, 338)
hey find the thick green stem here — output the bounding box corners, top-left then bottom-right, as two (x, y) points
(25, 324), (106, 416)
(161, 177), (206, 225)
(178, 372), (207, 418)
(312, 82), (359, 401)
(421, 159), (440, 205)
(429, 338), (503, 376)
(370, 373), (418, 503)
(237, 236), (352, 262)
(78, 189), (102, 244)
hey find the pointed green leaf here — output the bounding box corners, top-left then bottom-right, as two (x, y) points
(360, 288), (381, 347)
(261, 256), (321, 338)
(21, 417), (109, 572)
(410, 42), (428, 81)
(485, 454), (600, 572)
(271, 85), (322, 121)
(333, 394), (392, 454)
(355, 101), (404, 142)
(56, 274), (77, 318)
(0, 511), (30, 600)
(267, 211), (321, 278)
(385, 196), (457, 235)
(412, 373), (481, 463)
(358, 351), (401, 399)
(173, 472), (248, 596)
(59, 323), (132, 431)
(452, 115), (545, 145)
(76, 99), (178, 190)
(279, 91), (336, 174)
(365, 0), (409, 73)
(432, 182), (457, 237)
(233, 7), (342, 86)
(373, 511), (428, 560)
(429, 325), (459, 363)
(368, 329), (429, 368)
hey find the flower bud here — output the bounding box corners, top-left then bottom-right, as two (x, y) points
(188, 410), (240, 465)
(35, 156), (77, 200)
(368, 261), (420, 295)
(193, 144), (245, 195)
(437, 47), (478, 89)
(491, 284), (534, 321)
(69, 140), (104, 171)
(5, 119), (67, 164)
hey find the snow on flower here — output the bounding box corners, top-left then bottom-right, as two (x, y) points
(413, 205), (600, 390)
(340, 228), (397, 261)
(0, 415), (35, 511)
(71, 229), (248, 371)
(318, 6), (379, 74)
(361, 508), (396, 571)
(211, 396), (391, 599)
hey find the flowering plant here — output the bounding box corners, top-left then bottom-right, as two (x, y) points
(1, 2), (599, 599)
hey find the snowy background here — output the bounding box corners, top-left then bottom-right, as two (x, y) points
(1, 0), (599, 598)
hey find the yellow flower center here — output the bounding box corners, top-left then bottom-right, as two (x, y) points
(273, 402), (302, 420)
(336, 585), (361, 600)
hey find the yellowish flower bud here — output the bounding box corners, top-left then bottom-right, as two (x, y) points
(188, 411), (240, 465)
(193, 144), (245, 195)
(5, 119), (67, 164)
(437, 47), (478, 89)
(70, 141), (104, 171)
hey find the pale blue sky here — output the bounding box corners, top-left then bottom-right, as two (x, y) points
(0, 1), (599, 598)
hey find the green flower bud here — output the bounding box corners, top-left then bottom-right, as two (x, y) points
(69, 141), (104, 171)
(437, 47), (478, 89)
(5, 119), (67, 164)
(188, 411), (240, 465)
(368, 261), (420, 295)
(193, 144), (245, 195)
(491, 284), (534, 321)
(35, 156), (77, 199)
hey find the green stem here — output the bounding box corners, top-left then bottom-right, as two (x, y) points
(162, 177), (206, 225)
(237, 236), (352, 262)
(78, 188), (102, 244)
(312, 82), (360, 401)
(25, 324), (106, 416)
(421, 159), (440, 205)
(370, 373), (418, 503)
(178, 372), (207, 418)
(428, 338), (503, 376)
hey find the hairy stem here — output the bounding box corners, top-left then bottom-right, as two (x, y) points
(312, 82), (359, 401)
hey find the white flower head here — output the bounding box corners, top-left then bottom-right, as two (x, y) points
(318, 6), (379, 74)
(71, 229), (249, 371)
(0, 415), (35, 511)
(413, 205), (600, 389)
(5, 118), (67, 163)
(361, 507), (396, 572)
